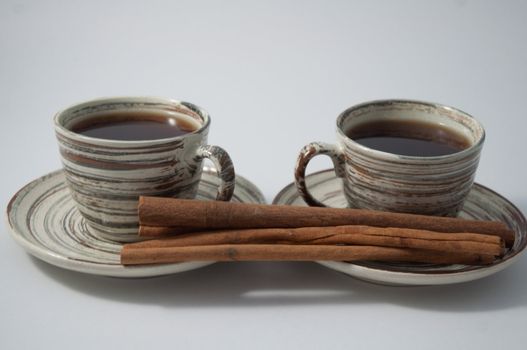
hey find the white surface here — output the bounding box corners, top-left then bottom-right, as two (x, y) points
(1, 1), (526, 349)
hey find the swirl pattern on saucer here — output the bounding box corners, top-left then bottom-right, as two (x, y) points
(6, 168), (265, 278)
(275, 169), (527, 286)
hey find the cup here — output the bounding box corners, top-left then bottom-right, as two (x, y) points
(295, 99), (485, 216)
(54, 96), (235, 242)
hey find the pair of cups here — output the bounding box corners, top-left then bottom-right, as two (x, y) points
(55, 97), (485, 242)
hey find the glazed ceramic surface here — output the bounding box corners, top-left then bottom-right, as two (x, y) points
(6, 168), (265, 278)
(295, 100), (484, 216)
(54, 97), (235, 242)
(276, 169), (526, 286)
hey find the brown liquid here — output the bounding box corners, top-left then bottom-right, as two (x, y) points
(346, 119), (471, 157)
(71, 110), (200, 141)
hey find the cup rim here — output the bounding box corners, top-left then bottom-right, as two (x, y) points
(336, 99), (486, 161)
(53, 96), (210, 146)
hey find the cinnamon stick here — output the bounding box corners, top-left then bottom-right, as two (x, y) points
(120, 244), (496, 266)
(138, 197), (515, 245)
(126, 225), (504, 256)
(139, 226), (201, 237)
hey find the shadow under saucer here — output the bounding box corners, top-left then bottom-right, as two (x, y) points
(30, 256), (527, 312)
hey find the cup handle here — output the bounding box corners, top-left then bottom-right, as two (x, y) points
(196, 145), (235, 201)
(294, 142), (346, 207)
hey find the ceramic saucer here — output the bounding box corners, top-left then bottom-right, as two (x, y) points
(273, 169), (527, 286)
(6, 167), (265, 278)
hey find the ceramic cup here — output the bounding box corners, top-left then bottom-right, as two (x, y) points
(295, 99), (485, 216)
(54, 97), (235, 242)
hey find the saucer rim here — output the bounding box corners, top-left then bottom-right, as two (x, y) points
(5, 168), (265, 278)
(272, 168), (527, 285)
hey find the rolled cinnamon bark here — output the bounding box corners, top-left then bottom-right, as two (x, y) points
(138, 197), (515, 245)
(126, 225), (504, 256)
(139, 226), (201, 237)
(120, 244), (496, 266)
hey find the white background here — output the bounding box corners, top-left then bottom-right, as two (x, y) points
(2, 0), (527, 349)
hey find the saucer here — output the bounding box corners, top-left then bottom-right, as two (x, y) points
(6, 167), (265, 278)
(273, 169), (527, 286)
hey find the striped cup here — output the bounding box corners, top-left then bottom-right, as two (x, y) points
(55, 97), (235, 242)
(295, 100), (485, 216)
